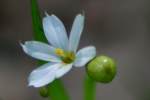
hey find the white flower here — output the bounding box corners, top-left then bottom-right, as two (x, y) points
(21, 13), (96, 88)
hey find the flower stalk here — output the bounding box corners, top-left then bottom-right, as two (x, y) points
(48, 80), (69, 100)
(84, 75), (96, 100)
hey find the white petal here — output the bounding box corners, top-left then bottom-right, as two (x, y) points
(55, 64), (72, 78)
(43, 13), (68, 50)
(28, 63), (61, 87)
(74, 46), (96, 67)
(21, 41), (61, 62)
(69, 14), (85, 52)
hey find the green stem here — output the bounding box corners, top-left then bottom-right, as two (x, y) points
(30, 0), (47, 42)
(48, 79), (69, 100)
(30, 0), (69, 100)
(84, 75), (96, 100)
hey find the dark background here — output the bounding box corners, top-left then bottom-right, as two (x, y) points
(0, 0), (150, 100)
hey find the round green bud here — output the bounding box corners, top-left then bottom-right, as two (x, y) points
(39, 87), (49, 98)
(87, 55), (116, 83)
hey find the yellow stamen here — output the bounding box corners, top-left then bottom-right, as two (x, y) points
(61, 52), (76, 64)
(55, 48), (65, 56)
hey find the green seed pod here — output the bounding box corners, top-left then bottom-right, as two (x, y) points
(39, 87), (49, 98)
(87, 55), (116, 83)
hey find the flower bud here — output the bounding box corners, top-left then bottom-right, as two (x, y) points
(86, 55), (116, 83)
(39, 87), (49, 98)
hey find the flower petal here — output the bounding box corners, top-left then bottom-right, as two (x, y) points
(55, 64), (72, 78)
(43, 13), (68, 50)
(74, 46), (96, 67)
(28, 63), (61, 87)
(21, 41), (61, 62)
(69, 14), (85, 52)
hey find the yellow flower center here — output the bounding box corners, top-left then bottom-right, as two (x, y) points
(55, 48), (75, 64)
(55, 48), (65, 56)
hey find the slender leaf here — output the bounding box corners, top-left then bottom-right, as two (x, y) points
(30, 0), (46, 41)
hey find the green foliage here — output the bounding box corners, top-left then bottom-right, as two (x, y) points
(30, 0), (47, 42)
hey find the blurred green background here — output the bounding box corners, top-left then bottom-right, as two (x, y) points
(0, 0), (150, 100)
